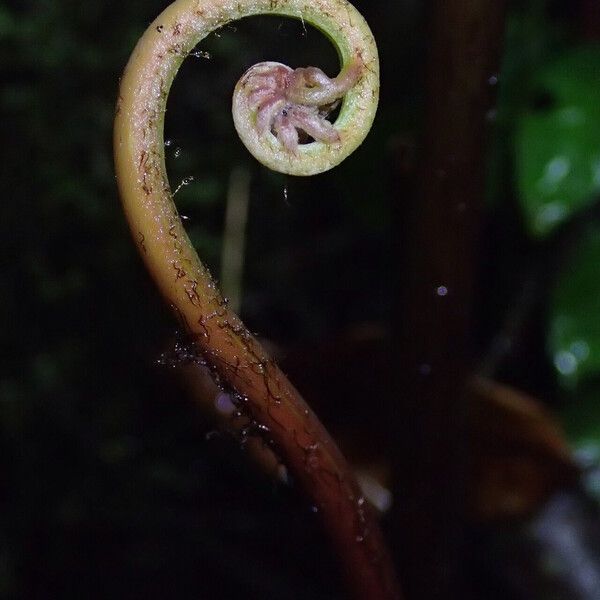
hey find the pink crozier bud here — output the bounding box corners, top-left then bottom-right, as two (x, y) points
(240, 57), (363, 153)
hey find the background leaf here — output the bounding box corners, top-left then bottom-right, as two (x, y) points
(515, 46), (600, 237)
(548, 225), (600, 390)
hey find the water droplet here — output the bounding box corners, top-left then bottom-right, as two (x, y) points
(356, 535), (364, 543)
(190, 50), (211, 59)
(535, 202), (567, 231)
(536, 156), (571, 194)
(311, 505), (319, 513)
(570, 340), (590, 361)
(300, 15), (307, 36)
(554, 350), (577, 376)
(488, 74), (499, 86)
(181, 214), (190, 221)
(173, 176), (195, 195)
(436, 285), (448, 297)
(174, 147), (182, 158)
(164, 139), (173, 147)
(283, 184), (289, 205)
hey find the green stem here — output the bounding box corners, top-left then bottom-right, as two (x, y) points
(114, 1), (395, 598)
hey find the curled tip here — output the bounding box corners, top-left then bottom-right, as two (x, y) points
(232, 52), (377, 176)
(115, 2), (396, 597)
(286, 57), (364, 107)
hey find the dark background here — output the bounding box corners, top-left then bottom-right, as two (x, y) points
(2, 0), (600, 598)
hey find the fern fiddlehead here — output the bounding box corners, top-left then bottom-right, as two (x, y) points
(114, 1), (398, 598)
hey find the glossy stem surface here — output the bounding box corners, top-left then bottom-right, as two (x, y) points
(114, 0), (396, 598)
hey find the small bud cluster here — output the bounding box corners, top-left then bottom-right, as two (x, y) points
(240, 59), (362, 153)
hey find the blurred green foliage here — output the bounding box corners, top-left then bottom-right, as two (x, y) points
(548, 226), (600, 390)
(490, 3), (600, 458)
(515, 47), (600, 237)
(561, 391), (600, 453)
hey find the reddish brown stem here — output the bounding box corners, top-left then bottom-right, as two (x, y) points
(391, 0), (507, 597)
(114, 1), (398, 597)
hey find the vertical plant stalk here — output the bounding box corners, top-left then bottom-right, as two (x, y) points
(220, 166), (251, 315)
(114, 0), (399, 598)
(392, 0), (507, 598)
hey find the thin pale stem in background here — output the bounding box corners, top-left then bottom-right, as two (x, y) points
(221, 166), (251, 315)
